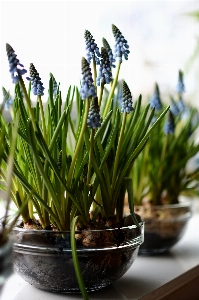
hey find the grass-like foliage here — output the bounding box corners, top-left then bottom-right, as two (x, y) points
(131, 73), (199, 205)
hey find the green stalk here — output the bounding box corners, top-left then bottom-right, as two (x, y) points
(93, 58), (97, 86)
(37, 95), (47, 141)
(98, 82), (104, 108)
(103, 61), (121, 118)
(112, 112), (127, 191)
(87, 128), (95, 184)
(19, 77), (37, 131)
(71, 216), (89, 300)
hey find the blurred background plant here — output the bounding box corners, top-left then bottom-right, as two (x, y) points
(130, 70), (199, 206)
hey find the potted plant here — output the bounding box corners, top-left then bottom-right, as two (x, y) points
(130, 71), (199, 254)
(1, 24), (169, 299)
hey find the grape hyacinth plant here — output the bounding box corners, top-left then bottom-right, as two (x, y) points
(131, 71), (199, 206)
(1, 25), (169, 299)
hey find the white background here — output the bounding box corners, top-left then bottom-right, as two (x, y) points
(1, 0), (199, 105)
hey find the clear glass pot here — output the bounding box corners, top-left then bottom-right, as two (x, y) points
(11, 223), (144, 293)
(0, 238), (13, 295)
(135, 202), (192, 255)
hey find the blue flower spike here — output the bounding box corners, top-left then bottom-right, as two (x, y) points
(96, 47), (113, 86)
(80, 57), (97, 100)
(84, 30), (101, 65)
(87, 96), (101, 129)
(150, 83), (162, 111)
(6, 43), (27, 84)
(175, 70), (185, 95)
(28, 63), (45, 96)
(121, 81), (134, 114)
(112, 24), (130, 63)
(164, 110), (175, 134)
(50, 73), (58, 95)
(102, 38), (116, 68)
(170, 97), (180, 116)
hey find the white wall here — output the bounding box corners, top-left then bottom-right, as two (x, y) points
(1, 0), (199, 106)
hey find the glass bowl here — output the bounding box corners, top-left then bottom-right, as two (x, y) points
(135, 202), (192, 255)
(11, 223), (144, 293)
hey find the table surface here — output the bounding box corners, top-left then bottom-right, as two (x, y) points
(1, 200), (199, 300)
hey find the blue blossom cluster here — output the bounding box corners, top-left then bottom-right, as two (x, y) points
(164, 110), (175, 134)
(28, 63), (45, 96)
(84, 30), (101, 65)
(80, 57), (96, 100)
(175, 70), (185, 94)
(150, 83), (162, 111)
(112, 24), (130, 63)
(102, 38), (116, 68)
(50, 73), (58, 95)
(6, 43), (27, 84)
(96, 47), (113, 86)
(170, 98), (180, 116)
(87, 96), (101, 129)
(121, 81), (134, 114)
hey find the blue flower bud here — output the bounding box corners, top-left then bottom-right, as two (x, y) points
(6, 43), (27, 84)
(121, 81), (134, 114)
(150, 83), (162, 111)
(102, 38), (116, 68)
(96, 47), (113, 86)
(170, 97), (180, 116)
(164, 110), (175, 134)
(84, 30), (101, 65)
(80, 58), (96, 100)
(87, 96), (101, 128)
(175, 70), (185, 94)
(112, 25), (130, 63)
(28, 63), (45, 96)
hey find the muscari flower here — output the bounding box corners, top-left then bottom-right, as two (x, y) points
(27, 63), (45, 96)
(80, 57), (96, 100)
(96, 47), (113, 86)
(112, 24), (130, 63)
(87, 96), (101, 128)
(6, 43), (27, 84)
(50, 73), (58, 95)
(102, 37), (116, 68)
(170, 97), (180, 116)
(175, 70), (185, 94)
(84, 30), (101, 65)
(121, 81), (134, 114)
(150, 83), (162, 111)
(177, 96), (186, 113)
(164, 110), (175, 134)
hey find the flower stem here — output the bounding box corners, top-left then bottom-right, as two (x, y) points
(112, 111), (127, 192)
(87, 128), (95, 184)
(98, 82), (104, 108)
(37, 95), (47, 141)
(93, 58), (97, 87)
(103, 61), (121, 118)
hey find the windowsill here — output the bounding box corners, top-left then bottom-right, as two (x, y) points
(1, 199), (199, 300)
